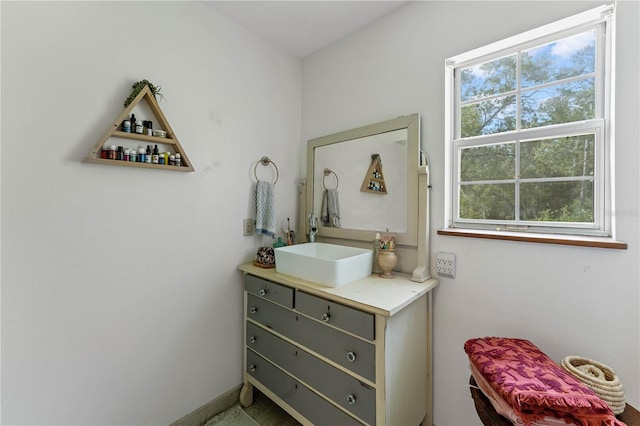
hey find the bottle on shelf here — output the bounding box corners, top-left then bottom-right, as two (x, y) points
(145, 145), (152, 163)
(152, 145), (159, 164)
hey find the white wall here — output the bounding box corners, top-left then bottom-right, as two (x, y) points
(1, 2), (301, 425)
(3, 2), (637, 426)
(302, 2), (639, 425)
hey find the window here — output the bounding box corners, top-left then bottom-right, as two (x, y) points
(444, 5), (616, 241)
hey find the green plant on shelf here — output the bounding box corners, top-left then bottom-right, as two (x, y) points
(124, 79), (164, 107)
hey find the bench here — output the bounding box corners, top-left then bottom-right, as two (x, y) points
(469, 376), (640, 426)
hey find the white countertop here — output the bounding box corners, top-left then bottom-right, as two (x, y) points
(239, 262), (438, 317)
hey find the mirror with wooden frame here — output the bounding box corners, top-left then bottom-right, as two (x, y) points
(305, 114), (420, 247)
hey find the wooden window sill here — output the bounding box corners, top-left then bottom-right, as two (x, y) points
(438, 228), (627, 249)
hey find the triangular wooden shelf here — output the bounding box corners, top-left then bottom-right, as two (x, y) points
(84, 85), (194, 172)
(360, 154), (387, 194)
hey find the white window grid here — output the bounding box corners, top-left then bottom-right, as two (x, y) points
(444, 4), (615, 237)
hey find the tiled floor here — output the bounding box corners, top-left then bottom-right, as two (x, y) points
(237, 391), (301, 426)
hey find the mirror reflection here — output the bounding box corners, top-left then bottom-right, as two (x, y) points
(306, 114), (420, 246)
(313, 129), (408, 232)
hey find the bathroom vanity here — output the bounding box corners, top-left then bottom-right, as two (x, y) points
(238, 114), (437, 425)
(238, 262), (438, 426)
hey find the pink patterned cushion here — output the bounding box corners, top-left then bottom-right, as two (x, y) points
(464, 337), (625, 426)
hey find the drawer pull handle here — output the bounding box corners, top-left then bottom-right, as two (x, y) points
(249, 364), (256, 372)
(259, 289), (267, 296)
(250, 306), (258, 314)
(249, 336), (256, 344)
(346, 351), (357, 362)
(347, 394), (357, 405)
(321, 313), (331, 322)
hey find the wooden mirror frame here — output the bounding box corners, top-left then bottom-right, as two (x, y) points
(305, 114), (420, 247)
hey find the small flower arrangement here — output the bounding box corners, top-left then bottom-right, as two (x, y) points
(378, 234), (396, 250)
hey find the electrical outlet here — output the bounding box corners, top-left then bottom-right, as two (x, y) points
(436, 252), (456, 278)
(243, 218), (254, 236)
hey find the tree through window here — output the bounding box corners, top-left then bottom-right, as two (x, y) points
(445, 5), (615, 237)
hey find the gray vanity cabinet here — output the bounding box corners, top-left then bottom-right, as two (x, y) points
(247, 321), (376, 425)
(295, 291), (375, 340)
(238, 263), (439, 426)
(246, 292), (376, 381)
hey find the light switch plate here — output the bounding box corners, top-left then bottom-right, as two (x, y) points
(243, 218), (254, 236)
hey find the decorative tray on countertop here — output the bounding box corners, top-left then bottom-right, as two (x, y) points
(252, 261), (275, 269)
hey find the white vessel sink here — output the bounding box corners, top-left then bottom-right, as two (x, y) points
(274, 243), (373, 287)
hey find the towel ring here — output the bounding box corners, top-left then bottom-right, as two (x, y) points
(322, 168), (339, 190)
(254, 156), (279, 184)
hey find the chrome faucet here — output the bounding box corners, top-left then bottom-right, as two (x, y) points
(309, 214), (318, 242)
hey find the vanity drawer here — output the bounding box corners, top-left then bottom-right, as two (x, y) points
(295, 291), (375, 341)
(247, 322), (376, 425)
(247, 349), (364, 426)
(244, 274), (294, 308)
(247, 294), (375, 382)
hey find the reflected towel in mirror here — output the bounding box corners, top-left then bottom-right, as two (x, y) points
(321, 188), (341, 227)
(255, 180), (276, 238)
